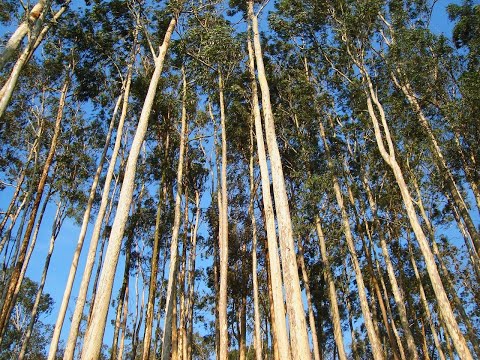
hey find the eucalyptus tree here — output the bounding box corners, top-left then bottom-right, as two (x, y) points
(179, 8), (243, 357)
(79, 1), (184, 357)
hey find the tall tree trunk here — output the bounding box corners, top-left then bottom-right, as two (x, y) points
(0, 74), (68, 337)
(297, 240), (321, 360)
(246, 23), (291, 360)
(186, 189), (200, 360)
(249, 3), (310, 358)
(318, 119), (384, 360)
(391, 72), (480, 255)
(362, 173), (418, 359)
(111, 235), (133, 360)
(314, 217), (347, 360)
(18, 200), (65, 359)
(160, 59), (188, 360)
(80, 15), (178, 359)
(0, 0), (50, 69)
(217, 69), (229, 360)
(55, 49), (135, 360)
(248, 120), (263, 360)
(358, 61), (473, 359)
(118, 284), (129, 360)
(142, 121), (172, 360)
(407, 242), (446, 360)
(0, 1), (71, 119)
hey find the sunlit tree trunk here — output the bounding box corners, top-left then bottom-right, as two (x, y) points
(358, 62), (473, 360)
(142, 99), (173, 360)
(391, 72), (480, 255)
(318, 119), (384, 360)
(407, 242), (446, 360)
(186, 189), (200, 360)
(18, 200), (65, 359)
(55, 48), (135, 359)
(0, 1), (71, 119)
(79, 15), (177, 359)
(0, 0), (50, 69)
(297, 240), (321, 360)
(160, 59), (188, 360)
(314, 217), (347, 360)
(0, 74), (69, 337)
(249, 3), (310, 358)
(246, 23), (291, 360)
(248, 121), (263, 360)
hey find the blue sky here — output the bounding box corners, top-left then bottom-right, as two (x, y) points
(0, 0), (470, 356)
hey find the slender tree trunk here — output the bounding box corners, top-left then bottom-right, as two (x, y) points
(361, 174), (418, 359)
(297, 241), (321, 360)
(314, 217), (347, 360)
(407, 243), (446, 360)
(216, 69), (230, 360)
(118, 284), (129, 360)
(0, 0), (50, 69)
(177, 186), (190, 360)
(0, 1), (71, 119)
(18, 200), (65, 359)
(391, 73), (480, 255)
(160, 58), (188, 360)
(360, 66), (473, 360)
(142, 126), (171, 360)
(55, 51), (135, 360)
(249, 3), (310, 358)
(80, 15), (177, 359)
(248, 121), (263, 360)
(246, 23), (291, 360)
(0, 75), (68, 337)
(111, 236), (133, 360)
(186, 190), (200, 360)
(318, 120), (384, 360)
(264, 240), (280, 360)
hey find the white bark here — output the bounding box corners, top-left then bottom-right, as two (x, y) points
(160, 56), (188, 360)
(79, 17), (176, 360)
(246, 23), (292, 360)
(249, 3), (310, 359)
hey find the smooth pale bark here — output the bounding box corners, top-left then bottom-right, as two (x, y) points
(217, 70), (229, 360)
(453, 132), (480, 213)
(44, 92), (121, 359)
(18, 201), (65, 359)
(0, 76), (68, 337)
(314, 217), (347, 360)
(80, 17), (177, 360)
(408, 243), (446, 360)
(362, 174), (418, 359)
(111, 235), (133, 360)
(342, 259), (360, 360)
(0, 117), (43, 237)
(160, 58), (188, 360)
(297, 241), (321, 360)
(248, 123), (263, 360)
(249, 3), (310, 358)
(414, 184), (480, 354)
(186, 190), (200, 360)
(57, 55), (134, 360)
(391, 72), (480, 255)
(358, 62), (473, 359)
(178, 186), (190, 360)
(246, 26), (291, 360)
(264, 240), (280, 360)
(117, 283), (129, 360)
(318, 120), (384, 360)
(0, 0), (50, 70)
(0, 1), (71, 119)
(142, 130), (171, 359)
